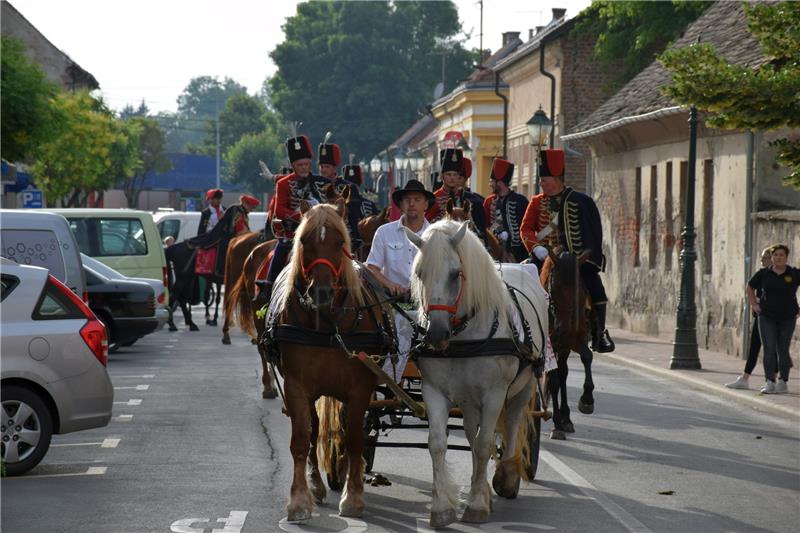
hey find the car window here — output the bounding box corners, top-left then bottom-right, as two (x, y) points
(1, 229), (67, 281)
(33, 278), (84, 320)
(98, 219), (148, 256)
(67, 219), (94, 255)
(159, 219), (181, 240)
(1, 274), (20, 302)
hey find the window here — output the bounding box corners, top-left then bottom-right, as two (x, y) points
(159, 219), (181, 241)
(664, 162), (674, 271)
(1, 274), (19, 302)
(1, 229), (66, 281)
(33, 278), (84, 320)
(634, 167), (642, 267)
(648, 165), (658, 269)
(703, 159), (714, 275)
(99, 219), (147, 256)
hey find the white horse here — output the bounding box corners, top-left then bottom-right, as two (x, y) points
(405, 220), (548, 528)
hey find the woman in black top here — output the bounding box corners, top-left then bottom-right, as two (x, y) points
(748, 244), (800, 394)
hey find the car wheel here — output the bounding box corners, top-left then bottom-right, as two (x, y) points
(121, 338), (137, 347)
(2, 385), (54, 476)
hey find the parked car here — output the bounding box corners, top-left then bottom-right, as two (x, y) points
(47, 208), (168, 301)
(0, 210), (87, 300)
(154, 210), (267, 243)
(82, 263), (159, 353)
(1, 259), (113, 476)
(80, 253), (169, 333)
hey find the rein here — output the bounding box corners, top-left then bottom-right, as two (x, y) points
(300, 246), (353, 289)
(426, 270), (466, 326)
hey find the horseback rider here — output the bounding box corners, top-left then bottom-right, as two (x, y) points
(313, 133), (351, 196)
(256, 134), (324, 297)
(519, 149), (615, 353)
(483, 158), (529, 263)
(187, 194), (260, 278)
(198, 189), (225, 235)
(366, 179), (434, 381)
(342, 164), (379, 253)
(265, 167), (291, 241)
(426, 148), (487, 241)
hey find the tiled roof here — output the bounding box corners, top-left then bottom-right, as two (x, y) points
(567, 1), (768, 138)
(388, 114), (437, 152)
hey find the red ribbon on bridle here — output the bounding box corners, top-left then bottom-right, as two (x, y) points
(426, 271), (466, 326)
(301, 246), (353, 289)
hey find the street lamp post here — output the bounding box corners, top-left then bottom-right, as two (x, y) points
(671, 106), (701, 370)
(526, 106), (553, 195)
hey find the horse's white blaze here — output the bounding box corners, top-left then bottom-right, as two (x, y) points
(320, 225), (326, 242)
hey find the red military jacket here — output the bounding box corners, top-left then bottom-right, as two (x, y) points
(270, 173), (321, 239)
(520, 193), (559, 252)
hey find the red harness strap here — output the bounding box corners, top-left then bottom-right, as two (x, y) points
(426, 271), (466, 325)
(301, 247), (353, 287)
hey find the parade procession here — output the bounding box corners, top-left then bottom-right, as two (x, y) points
(1, 1), (799, 532)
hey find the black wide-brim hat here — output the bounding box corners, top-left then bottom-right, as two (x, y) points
(392, 179), (434, 208)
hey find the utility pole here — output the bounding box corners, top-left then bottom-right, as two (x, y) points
(215, 101), (220, 189)
(479, 0), (484, 59)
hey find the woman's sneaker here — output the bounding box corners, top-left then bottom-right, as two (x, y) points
(774, 380), (788, 394)
(760, 381), (777, 394)
(725, 376), (749, 390)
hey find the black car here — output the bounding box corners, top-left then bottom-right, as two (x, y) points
(83, 265), (158, 352)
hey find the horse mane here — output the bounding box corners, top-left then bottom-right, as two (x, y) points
(412, 220), (509, 324)
(283, 204), (365, 308)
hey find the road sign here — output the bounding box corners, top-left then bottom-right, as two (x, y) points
(22, 187), (43, 208)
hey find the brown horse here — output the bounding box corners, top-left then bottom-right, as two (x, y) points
(262, 202), (393, 522)
(221, 231), (265, 345)
(355, 206), (390, 261)
(540, 248), (595, 440)
(443, 199), (514, 262)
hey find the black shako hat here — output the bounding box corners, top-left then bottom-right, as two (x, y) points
(439, 148), (464, 174)
(391, 179), (434, 208)
(286, 135), (313, 163)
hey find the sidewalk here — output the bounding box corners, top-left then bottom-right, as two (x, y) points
(599, 327), (800, 420)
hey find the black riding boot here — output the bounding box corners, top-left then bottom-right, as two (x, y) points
(593, 303), (615, 353)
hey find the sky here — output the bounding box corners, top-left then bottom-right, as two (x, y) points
(9, 0), (591, 115)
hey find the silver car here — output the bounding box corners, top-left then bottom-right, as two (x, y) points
(1, 259), (114, 476)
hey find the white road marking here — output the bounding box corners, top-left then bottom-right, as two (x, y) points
(112, 374), (155, 379)
(171, 510), (248, 533)
(114, 384), (150, 390)
(51, 442), (103, 448)
(113, 399), (142, 406)
(541, 450), (652, 533)
(416, 518), (555, 532)
(279, 513), (366, 532)
(7, 466), (107, 480)
(101, 438), (120, 448)
(112, 414), (134, 422)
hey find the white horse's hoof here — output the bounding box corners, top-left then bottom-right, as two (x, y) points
(461, 506), (490, 523)
(430, 509), (457, 529)
(339, 498), (365, 518)
(286, 508), (312, 523)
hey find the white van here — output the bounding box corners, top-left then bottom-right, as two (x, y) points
(154, 210), (267, 243)
(0, 210), (87, 299)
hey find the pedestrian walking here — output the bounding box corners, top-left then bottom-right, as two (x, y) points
(747, 244), (800, 394)
(726, 246), (774, 389)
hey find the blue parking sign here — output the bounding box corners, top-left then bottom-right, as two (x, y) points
(22, 187), (43, 208)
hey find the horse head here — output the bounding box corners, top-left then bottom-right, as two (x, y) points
(547, 247), (592, 346)
(320, 182), (342, 204)
(406, 221), (469, 351)
(292, 202), (354, 309)
(357, 207), (390, 246)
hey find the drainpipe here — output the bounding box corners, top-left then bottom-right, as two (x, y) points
(742, 130), (755, 360)
(540, 39), (556, 147)
(494, 71), (509, 158)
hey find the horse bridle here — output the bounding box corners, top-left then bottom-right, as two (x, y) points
(426, 269), (467, 327)
(301, 246), (353, 290)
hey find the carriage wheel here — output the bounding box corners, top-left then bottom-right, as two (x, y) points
(525, 394), (542, 481)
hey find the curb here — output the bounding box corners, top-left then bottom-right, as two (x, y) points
(597, 351), (800, 421)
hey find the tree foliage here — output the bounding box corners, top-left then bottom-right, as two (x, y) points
(195, 93), (268, 157)
(31, 92), (140, 207)
(660, 2), (800, 189)
(575, 1), (711, 87)
(0, 37), (61, 162)
(120, 117), (172, 208)
(269, 0), (475, 161)
(225, 130), (286, 196)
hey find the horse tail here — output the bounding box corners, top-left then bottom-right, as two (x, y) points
(227, 269), (256, 338)
(316, 396), (345, 477)
(540, 256), (554, 287)
(495, 400), (535, 483)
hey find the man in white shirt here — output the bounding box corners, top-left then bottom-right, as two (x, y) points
(366, 179), (434, 380)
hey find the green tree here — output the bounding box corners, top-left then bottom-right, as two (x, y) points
(575, 1), (711, 87)
(119, 100), (150, 119)
(195, 93), (268, 157)
(225, 124), (289, 195)
(120, 117), (172, 208)
(31, 91), (140, 207)
(660, 2), (800, 189)
(0, 37), (61, 162)
(269, 1), (475, 161)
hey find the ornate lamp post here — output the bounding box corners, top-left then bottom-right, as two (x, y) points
(407, 149), (425, 180)
(526, 106), (553, 194)
(393, 152), (408, 187)
(671, 107), (701, 369)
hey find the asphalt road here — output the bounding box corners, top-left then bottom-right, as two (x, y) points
(3, 314), (799, 533)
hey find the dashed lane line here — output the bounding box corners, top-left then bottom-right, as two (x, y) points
(114, 385), (150, 390)
(4, 466), (108, 480)
(112, 414), (134, 422)
(111, 374), (155, 379)
(113, 399), (142, 406)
